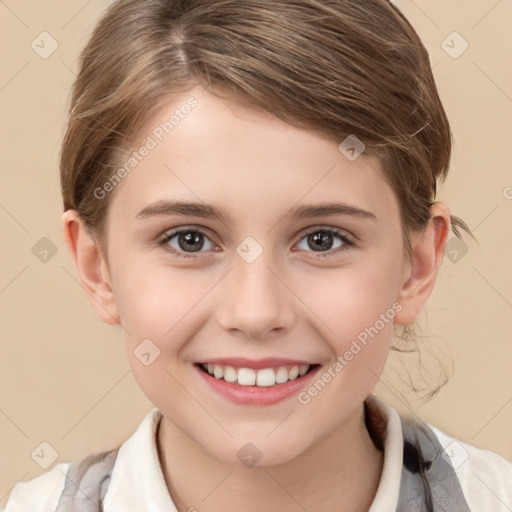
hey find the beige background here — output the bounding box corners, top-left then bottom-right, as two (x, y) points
(1, 0), (511, 504)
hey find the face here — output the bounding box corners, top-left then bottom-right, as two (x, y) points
(99, 87), (410, 467)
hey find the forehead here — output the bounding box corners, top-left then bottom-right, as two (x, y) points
(108, 88), (397, 225)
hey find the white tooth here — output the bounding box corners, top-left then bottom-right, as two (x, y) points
(288, 365), (299, 381)
(299, 364), (309, 376)
(237, 367), (256, 386)
(213, 364), (224, 379)
(275, 367), (289, 384)
(256, 368), (276, 387)
(223, 365), (237, 383)
(207, 363), (214, 374)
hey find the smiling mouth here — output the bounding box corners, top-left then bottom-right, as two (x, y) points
(195, 362), (320, 387)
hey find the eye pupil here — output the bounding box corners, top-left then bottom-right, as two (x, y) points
(179, 232), (204, 252)
(309, 232), (333, 251)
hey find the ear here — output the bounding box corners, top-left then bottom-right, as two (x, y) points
(394, 202), (451, 325)
(61, 210), (120, 325)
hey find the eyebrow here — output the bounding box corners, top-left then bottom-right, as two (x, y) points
(286, 202), (377, 222)
(135, 200), (377, 223)
(135, 200), (231, 223)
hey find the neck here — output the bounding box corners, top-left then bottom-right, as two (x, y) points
(157, 402), (384, 512)
(157, 405), (383, 512)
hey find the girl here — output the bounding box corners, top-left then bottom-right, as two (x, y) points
(3, 0), (511, 510)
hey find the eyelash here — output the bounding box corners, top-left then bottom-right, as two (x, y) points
(156, 226), (355, 260)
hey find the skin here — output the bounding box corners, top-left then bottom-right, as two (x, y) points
(62, 86), (450, 512)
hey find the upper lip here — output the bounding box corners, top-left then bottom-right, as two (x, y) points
(197, 358), (316, 369)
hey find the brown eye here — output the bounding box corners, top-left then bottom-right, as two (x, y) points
(174, 231), (205, 252)
(296, 227), (354, 257)
(158, 228), (214, 258)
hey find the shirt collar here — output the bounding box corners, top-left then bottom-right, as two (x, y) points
(103, 407), (177, 511)
(365, 394), (403, 511)
(103, 395), (403, 511)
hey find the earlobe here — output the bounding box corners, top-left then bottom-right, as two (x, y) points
(61, 209), (120, 325)
(394, 202), (451, 325)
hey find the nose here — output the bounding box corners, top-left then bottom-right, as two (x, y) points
(215, 248), (296, 341)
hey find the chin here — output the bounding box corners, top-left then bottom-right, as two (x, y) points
(207, 436), (308, 470)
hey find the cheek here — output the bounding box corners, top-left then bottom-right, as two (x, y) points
(114, 262), (217, 336)
(116, 266), (221, 396)
(295, 259), (402, 348)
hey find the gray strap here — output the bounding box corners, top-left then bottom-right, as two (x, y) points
(397, 415), (471, 511)
(55, 408), (471, 511)
(56, 448), (119, 512)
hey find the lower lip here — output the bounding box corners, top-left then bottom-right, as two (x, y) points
(194, 364), (321, 405)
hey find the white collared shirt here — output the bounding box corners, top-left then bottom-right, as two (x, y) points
(2, 396), (511, 511)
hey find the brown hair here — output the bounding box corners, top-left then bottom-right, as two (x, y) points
(60, 0), (475, 395)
